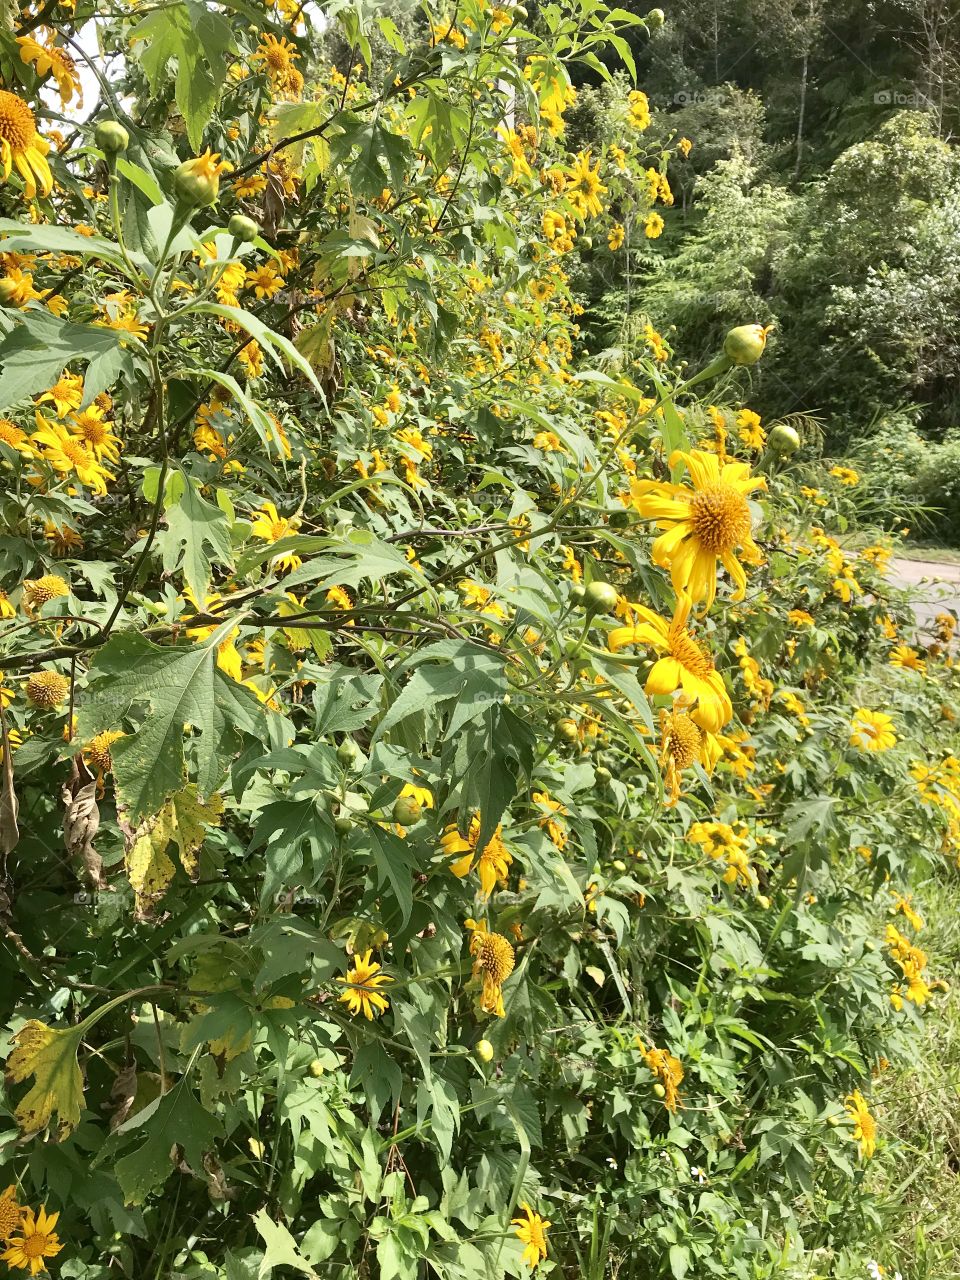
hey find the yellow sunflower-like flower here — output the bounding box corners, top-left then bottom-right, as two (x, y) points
(637, 1038), (683, 1112)
(606, 591), (733, 733)
(0, 1185), (24, 1243)
(512, 1203), (550, 1269)
(17, 34), (83, 106)
(629, 449), (765, 609)
(849, 708), (896, 752)
(844, 1089), (877, 1159)
(565, 149), (607, 220)
(466, 918), (515, 1017)
(440, 816), (512, 899)
(658, 697), (721, 806)
(35, 372), (83, 418)
(1, 1205), (62, 1275)
(0, 91), (53, 200)
(68, 405), (121, 462)
(337, 949), (393, 1020)
(32, 416), (114, 494)
(250, 500), (301, 571)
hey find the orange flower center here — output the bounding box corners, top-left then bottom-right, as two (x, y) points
(22, 1231), (51, 1259)
(663, 712), (702, 769)
(0, 91), (36, 151)
(75, 416), (109, 446)
(668, 626), (714, 679)
(688, 483), (751, 554)
(62, 438), (91, 467)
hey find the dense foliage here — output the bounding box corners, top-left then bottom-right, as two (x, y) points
(0, 3), (958, 1279)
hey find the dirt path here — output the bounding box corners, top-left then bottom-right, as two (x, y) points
(887, 558), (960, 632)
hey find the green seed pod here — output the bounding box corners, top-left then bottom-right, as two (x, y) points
(308, 1059), (325, 1078)
(646, 7), (665, 27)
(334, 816), (354, 835)
(555, 717), (580, 744)
(595, 766), (612, 785)
(569, 584), (586, 606)
(94, 120), (129, 155)
(475, 1039), (494, 1062)
(653, 1083), (666, 1098)
(337, 738), (360, 767)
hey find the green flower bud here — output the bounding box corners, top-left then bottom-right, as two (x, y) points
(583, 581), (619, 615)
(228, 213), (259, 243)
(767, 423), (801, 455)
(334, 816), (354, 835)
(595, 766), (612, 785)
(392, 795), (422, 827)
(94, 120), (129, 155)
(475, 1039), (494, 1062)
(337, 738), (360, 767)
(646, 7), (666, 27)
(555, 717), (580, 744)
(174, 150), (231, 207)
(723, 323), (773, 366)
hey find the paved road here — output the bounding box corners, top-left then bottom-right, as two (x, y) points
(887, 557), (960, 632)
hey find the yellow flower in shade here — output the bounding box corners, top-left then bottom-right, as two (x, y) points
(22, 574), (69, 613)
(440, 816), (512, 899)
(0, 1186), (24, 1242)
(0, 91), (53, 200)
(658, 698), (721, 806)
(532, 430), (564, 452)
(35, 372), (83, 418)
(250, 500), (301, 571)
(184, 590), (243, 681)
(849, 708), (896, 753)
(68, 405), (121, 462)
(0, 591), (14, 619)
(0, 268), (42, 307)
(512, 1204), (550, 1269)
(889, 643), (926, 675)
(531, 789), (568, 850)
(830, 465), (860, 487)
(497, 127), (533, 182)
(32, 417), (113, 494)
(608, 222), (625, 250)
(326, 585), (353, 611)
(629, 449), (765, 609)
(678, 136), (693, 157)
(17, 35), (82, 106)
(607, 591), (733, 733)
(84, 728), (123, 776)
(337, 949), (393, 1020)
(637, 1038), (683, 1111)
(844, 1090), (877, 1159)
(787, 609), (815, 628)
(565, 149), (607, 220)
(466, 919), (515, 1017)
(890, 892), (924, 933)
(1, 1205), (62, 1275)
(643, 211), (665, 239)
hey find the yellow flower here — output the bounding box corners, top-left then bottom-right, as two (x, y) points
(497, 127), (533, 182)
(250, 500), (301, 570)
(627, 89), (651, 131)
(637, 1038), (683, 1111)
(35, 372), (83, 418)
(326, 584), (353, 612)
(0, 91), (53, 200)
(830, 465), (860, 486)
(512, 1203), (550, 1269)
(466, 919), (515, 1017)
(17, 35), (82, 105)
(1, 1205), (62, 1275)
(629, 449), (765, 609)
(532, 430), (564, 452)
(184, 590), (244, 681)
(251, 33), (304, 97)
(566, 149), (607, 220)
(245, 263), (284, 299)
(68, 405), (121, 462)
(441, 816), (512, 899)
(0, 267), (42, 307)
(531, 789), (567, 850)
(32, 416), (114, 494)
(84, 728), (124, 775)
(643, 211), (665, 239)
(659, 699), (720, 806)
(849, 708), (896, 752)
(735, 409), (765, 450)
(608, 222), (625, 250)
(0, 1186), (24, 1243)
(787, 609), (815, 628)
(844, 1090), (877, 1159)
(607, 591), (733, 733)
(678, 136), (693, 157)
(0, 418), (33, 456)
(337, 949), (393, 1020)
(889, 643), (925, 675)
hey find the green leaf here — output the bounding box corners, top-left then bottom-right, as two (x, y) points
(0, 218), (141, 270)
(131, 1), (234, 150)
(114, 1076), (224, 1205)
(368, 825), (414, 926)
(0, 311), (124, 410)
(253, 1210), (320, 1278)
(159, 466), (234, 602)
(4, 1019), (84, 1139)
(192, 302), (324, 393)
(76, 628), (266, 822)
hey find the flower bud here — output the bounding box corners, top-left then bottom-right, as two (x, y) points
(392, 795), (422, 827)
(174, 149), (232, 207)
(308, 1059), (325, 1078)
(337, 738), (360, 767)
(583, 581), (619, 615)
(0, 279), (20, 306)
(767, 423), (800, 456)
(555, 717), (580, 744)
(646, 7), (666, 27)
(475, 1039), (494, 1062)
(228, 213), (259, 243)
(95, 120), (129, 155)
(723, 323), (773, 366)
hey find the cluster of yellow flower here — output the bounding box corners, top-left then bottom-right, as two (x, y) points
(0, 1185), (62, 1274)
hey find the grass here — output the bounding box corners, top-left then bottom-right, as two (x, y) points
(869, 872), (960, 1280)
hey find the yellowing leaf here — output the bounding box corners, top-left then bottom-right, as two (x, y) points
(5, 1019), (84, 1138)
(126, 785), (224, 916)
